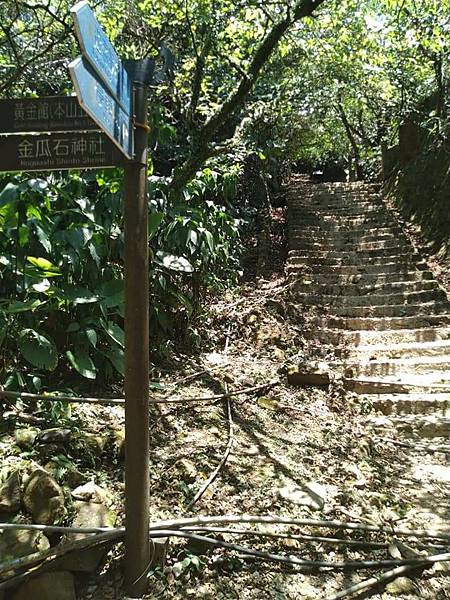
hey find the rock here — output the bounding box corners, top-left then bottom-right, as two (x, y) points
(0, 470), (21, 515)
(287, 361), (331, 387)
(57, 500), (117, 572)
(0, 529), (50, 562)
(111, 428), (125, 459)
(36, 428), (71, 445)
(65, 467), (88, 488)
(11, 571), (75, 600)
(14, 428), (38, 448)
(277, 482), (326, 510)
(177, 458), (197, 483)
(385, 576), (416, 595)
(71, 482), (109, 504)
(83, 433), (108, 454)
(23, 469), (67, 525)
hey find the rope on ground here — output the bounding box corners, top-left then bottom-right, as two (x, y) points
(0, 380), (279, 407)
(327, 563), (426, 600)
(186, 326), (235, 509)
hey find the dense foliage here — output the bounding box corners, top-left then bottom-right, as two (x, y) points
(0, 0), (449, 389)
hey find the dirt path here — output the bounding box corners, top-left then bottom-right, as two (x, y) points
(67, 182), (450, 600)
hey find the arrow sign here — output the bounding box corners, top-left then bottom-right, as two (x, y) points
(71, 0), (131, 115)
(69, 57), (132, 159)
(0, 131), (124, 172)
(0, 96), (98, 134)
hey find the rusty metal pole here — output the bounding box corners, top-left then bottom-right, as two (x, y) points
(124, 82), (150, 597)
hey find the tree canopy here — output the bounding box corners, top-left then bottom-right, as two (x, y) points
(0, 0), (449, 390)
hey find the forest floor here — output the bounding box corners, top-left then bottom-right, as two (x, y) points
(3, 203), (450, 599)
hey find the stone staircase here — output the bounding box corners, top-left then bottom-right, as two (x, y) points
(287, 179), (450, 433)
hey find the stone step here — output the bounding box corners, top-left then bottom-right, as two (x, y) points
(287, 246), (415, 260)
(287, 261), (427, 276)
(329, 301), (450, 319)
(290, 208), (386, 220)
(289, 239), (409, 252)
(346, 339), (450, 360)
(290, 270), (435, 286)
(294, 289), (447, 308)
(365, 415), (450, 439)
(369, 392), (450, 416)
(346, 376), (450, 394)
(289, 226), (404, 240)
(309, 313), (450, 331)
(293, 279), (440, 296)
(289, 217), (398, 229)
(341, 354), (450, 377)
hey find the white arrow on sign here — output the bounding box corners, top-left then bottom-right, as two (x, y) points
(69, 56), (133, 159)
(71, 0), (131, 115)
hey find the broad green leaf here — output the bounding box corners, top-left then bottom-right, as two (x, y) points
(98, 279), (124, 307)
(54, 285), (99, 305)
(18, 329), (57, 371)
(2, 298), (42, 313)
(0, 183), (19, 208)
(102, 321), (124, 348)
(155, 251), (194, 273)
(86, 328), (98, 348)
(66, 348), (97, 379)
(27, 256), (60, 274)
(148, 211), (164, 239)
(104, 346), (125, 375)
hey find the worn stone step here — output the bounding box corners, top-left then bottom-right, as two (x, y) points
(290, 270), (436, 287)
(369, 392), (450, 416)
(346, 376), (450, 394)
(294, 289), (446, 308)
(289, 225), (404, 239)
(293, 279), (439, 297)
(330, 301), (450, 319)
(341, 355), (450, 378)
(309, 313), (450, 331)
(365, 415), (450, 439)
(346, 339), (450, 360)
(289, 217), (397, 230)
(287, 261), (427, 276)
(287, 246), (415, 260)
(289, 239), (409, 252)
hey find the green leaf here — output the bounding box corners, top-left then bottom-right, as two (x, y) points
(0, 183), (19, 208)
(104, 346), (125, 375)
(98, 279), (124, 307)
(54, 285), (99, 305)
(18, 329), (57, 371)
(102, 321), (124, 348)
(27, 256), (60, 274)
(2, 298), (42, 313)
(155, 251), (194, 273)
(85, 328), (98, 348)
(66, 348), (97, 379)
(148, 211), (164, 239)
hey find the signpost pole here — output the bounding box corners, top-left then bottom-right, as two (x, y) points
(124, 82), (150, 597)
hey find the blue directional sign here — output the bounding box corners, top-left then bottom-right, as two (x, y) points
(69, 57), (132, 159)
(71, 0), (131, 115)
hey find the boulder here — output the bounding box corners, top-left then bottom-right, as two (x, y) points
(57, 500), (117, 572)
(36, 428), (71, 445)
(14, 428), (38, 448)
(71, 482), (109, 504)
(11, 571), (75, 600)
(0, 529), (50, 562)
(22, 469), (67, 525)
(0, 470), (21, 515)
(287, 361), (331, 387)
(385, 576), (416, 595)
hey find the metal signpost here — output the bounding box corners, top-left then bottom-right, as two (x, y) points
(0, 2), (151, 597)
(70, 2), (151, 596)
